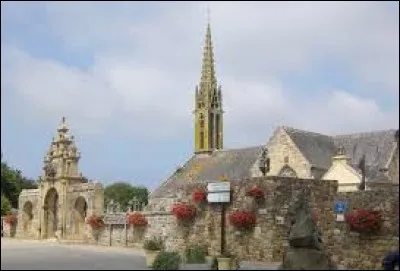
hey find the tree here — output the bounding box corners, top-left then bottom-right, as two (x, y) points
(1, 194), (11, 216)
(104, 182), (149, 211)
(1, 154), (37, 208)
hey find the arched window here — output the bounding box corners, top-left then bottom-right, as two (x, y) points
(278, 165), (297, 178)
(199, 114), (205, 149)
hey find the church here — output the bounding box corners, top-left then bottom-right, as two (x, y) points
(150, 22), (399, 200)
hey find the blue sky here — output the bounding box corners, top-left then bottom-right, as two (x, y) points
(1, 1), (399, 191)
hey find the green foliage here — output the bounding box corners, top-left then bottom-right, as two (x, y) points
(104, 182), (149, 211)
(143, 237), (164, 251)
(211, 257), (218, 270)
(152, 251), (181, 270)
(1, 194), (11, 216)
(1, 154), (37, 208)
(185, 244), (207, 263)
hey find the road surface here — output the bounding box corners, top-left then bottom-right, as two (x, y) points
(1, 238), (148, 270)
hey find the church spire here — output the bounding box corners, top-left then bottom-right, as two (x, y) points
(200, 21), (217, 88)
(194, 13), (224, 154)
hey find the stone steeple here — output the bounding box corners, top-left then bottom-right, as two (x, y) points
(42, 117), (82, 181)
(194, 18), (224, 154)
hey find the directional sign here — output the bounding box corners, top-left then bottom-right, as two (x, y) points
(207, 192), (230, 203)
(334, 201), (347, 214)
(207, 182), (230, 193)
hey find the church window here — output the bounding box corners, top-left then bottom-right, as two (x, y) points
(284, 156), (289, 164)
(200, 132), (204, 149)
(216, 114), (220, 147)
(278, 165), (297, 178)
(199, 114), (204, 129)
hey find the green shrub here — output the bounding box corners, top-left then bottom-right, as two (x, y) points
(143, 237), (164, 251)
(1, 194), (11, 216)
(152, 251), (181, 270)
(211, 256), (218, 270)
(185, 244), (207, 263)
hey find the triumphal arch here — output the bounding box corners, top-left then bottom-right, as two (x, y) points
(16, 117), (104, 241)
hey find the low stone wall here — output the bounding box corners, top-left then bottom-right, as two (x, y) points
(88, 177), (398, 270)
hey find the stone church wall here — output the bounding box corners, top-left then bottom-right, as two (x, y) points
(91, 177), (398, 270)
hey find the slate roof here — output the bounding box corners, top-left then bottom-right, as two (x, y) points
(150, 127), (397, 199)
(281, 127), (397, 180)
(150, 146), (263, 198)
(281, 127), (336, 169)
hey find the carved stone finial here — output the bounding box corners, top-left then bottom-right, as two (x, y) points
(335, 146), (345, 156)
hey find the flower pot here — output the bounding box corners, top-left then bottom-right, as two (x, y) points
(145, 249), (160, 267)
(217, 257), (232, 270)
(230, 258), (238, 270)
(205, 255), (213, 265)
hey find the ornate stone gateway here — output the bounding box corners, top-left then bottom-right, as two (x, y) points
(15, 117), (104, 241)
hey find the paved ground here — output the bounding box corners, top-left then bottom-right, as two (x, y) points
(1, 238), (149, 270)
(1, 238), (282, 270)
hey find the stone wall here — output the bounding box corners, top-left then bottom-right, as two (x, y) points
(91, 177), (398, 270)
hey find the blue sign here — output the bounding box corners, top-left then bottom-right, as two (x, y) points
(334, 201), (347, 214)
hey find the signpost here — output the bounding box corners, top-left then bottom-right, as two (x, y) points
(207, 181), (231, 255)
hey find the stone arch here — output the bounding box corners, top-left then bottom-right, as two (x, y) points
(22, 201), (34, 235)
(43, 188), (59, 239)
(278, 165), (297, 178)
(72, 196), (87, 237)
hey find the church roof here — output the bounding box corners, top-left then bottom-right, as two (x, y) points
(281, 127), (336, 169)
(282, 126), (397, 180)
(150, 146), (263, 198)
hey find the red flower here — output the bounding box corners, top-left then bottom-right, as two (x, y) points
(245, 185), (264, 199)
(192, 189), (207, 202)
(312, 210), (318, 222)
(229, 210), (257, 230)
(345, 209), (382, 233)
(4, 214), (17, 225)
(86, 214), (105, 230)
(127, 212), (148, 227)
(171, 203), (197, 222)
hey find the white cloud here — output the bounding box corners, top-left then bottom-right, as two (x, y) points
(1, 1), (398, 144)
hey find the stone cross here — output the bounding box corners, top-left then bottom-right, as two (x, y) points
(129, 197), (142, 212)
(107, 200), (120, 214)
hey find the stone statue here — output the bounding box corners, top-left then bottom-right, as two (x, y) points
(279, 191), (337, 270)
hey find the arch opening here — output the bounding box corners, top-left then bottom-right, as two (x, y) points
(73, 196), (87, 237)
(22, 201), (34, 236)
(43, 188), (59, 239)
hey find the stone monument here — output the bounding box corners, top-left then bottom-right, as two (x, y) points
(279, 191), (337, 270)
(16, 117), (104, 241)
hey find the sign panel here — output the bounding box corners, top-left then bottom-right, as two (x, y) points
(207, 182), (230, 193)
(334, 201), (347, 214)
(207, 192), (230, 203)
(336, 214), (345, 222)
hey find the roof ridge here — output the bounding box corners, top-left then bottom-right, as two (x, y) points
(332, 129), (397, 138)
(281, 125), (331, 137)
(214, 145), (264, 152)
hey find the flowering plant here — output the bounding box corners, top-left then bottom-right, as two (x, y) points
(192, 189), (207, 203)
(4, 214), (17, 225)
(245, 185), (264, 199)
(171, 203), (197, 222)
(127, 212), (148, 227)
(345, 209), (382, 234)
(229, 210), (257, 230)
(312, 210), (318, 223)
(86, 214), (105, 230)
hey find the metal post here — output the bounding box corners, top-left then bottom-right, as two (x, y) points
(221, 203), (226, 255)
